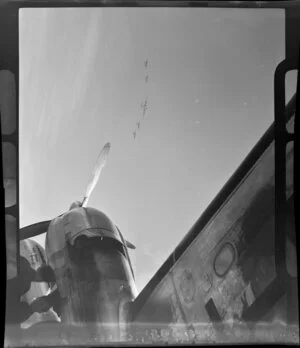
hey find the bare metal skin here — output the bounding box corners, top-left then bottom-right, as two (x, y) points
(46, 206), (137, 342)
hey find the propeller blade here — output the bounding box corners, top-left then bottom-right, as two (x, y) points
(20, 221), (51, 240)
(20, 143), (112, 239)
(125, 240), (136, 249)
(82, 142), (111, 207)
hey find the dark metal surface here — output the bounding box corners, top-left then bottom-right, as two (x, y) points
(133, 93), (296, 319)
(132, 109), (296, 341)
(274, 60), (296, 281)
(20, 220), (51, 240)
(52, 238), (137, 341)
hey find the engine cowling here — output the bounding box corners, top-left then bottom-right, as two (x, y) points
(45, 205), (137, 342)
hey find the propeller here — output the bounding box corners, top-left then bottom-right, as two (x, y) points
(81, 142), (111, 207)
(20, 220), (51, 240)
(20, 142), (112, 240)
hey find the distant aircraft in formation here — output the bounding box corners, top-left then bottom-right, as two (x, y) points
(131, 59), (150, 142)
(141, 99), (148, 117)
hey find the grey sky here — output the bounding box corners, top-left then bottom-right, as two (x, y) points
(19, 8), (295, 292)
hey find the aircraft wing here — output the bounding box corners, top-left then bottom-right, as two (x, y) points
(131, 94), (297, 337)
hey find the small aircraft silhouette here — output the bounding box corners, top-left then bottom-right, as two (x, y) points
(141, 99), (148, 117)
(133, 131), (136, 139)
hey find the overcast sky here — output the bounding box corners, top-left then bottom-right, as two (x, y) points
(19, 8), (296, 292)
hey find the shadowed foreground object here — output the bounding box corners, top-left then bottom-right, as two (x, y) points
(130, 95), (298, 344)
(45, 205), (138, 342)
(19, 239), (60, 329)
